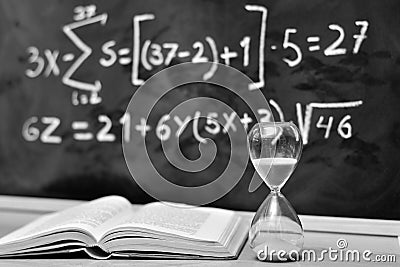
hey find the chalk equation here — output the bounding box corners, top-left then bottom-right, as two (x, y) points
(20, 4), (366, 146)
(24, 4), (369, 105)
(22, 100), (363, 145)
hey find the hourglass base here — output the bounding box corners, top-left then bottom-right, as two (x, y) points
(249, 191), (304, 261)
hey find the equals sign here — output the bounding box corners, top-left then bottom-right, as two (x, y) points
(118, 48), (132, 65)
(72, 121), (93, 141)
(307, 36), (320, 52)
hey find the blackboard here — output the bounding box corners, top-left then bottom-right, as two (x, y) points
(0, 0), (399, 219)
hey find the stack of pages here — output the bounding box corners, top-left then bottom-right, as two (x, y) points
(0, 196), (249, 259)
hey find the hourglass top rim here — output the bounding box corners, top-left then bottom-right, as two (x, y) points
(254, 121), (297, 128)
(253, 121), (297, 126)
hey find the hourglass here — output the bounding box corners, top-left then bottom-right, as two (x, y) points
(248, 122), (304, 261)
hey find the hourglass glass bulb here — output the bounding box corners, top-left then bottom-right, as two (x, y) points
(249, 191), (304, 258)
(252, 157), (297, 191)
(247, 122), (304, 261)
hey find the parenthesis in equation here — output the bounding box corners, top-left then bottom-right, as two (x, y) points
(203, 36), (218, 81)
(141, 40), (152, 71)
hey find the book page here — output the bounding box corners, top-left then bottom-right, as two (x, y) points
(0, 196), (131, 245)
(114, 202), (235, 242)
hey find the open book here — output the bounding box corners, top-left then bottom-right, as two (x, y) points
(0, 196), (249, 259)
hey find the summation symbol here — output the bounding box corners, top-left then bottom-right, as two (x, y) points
(63, 13), (108, 105)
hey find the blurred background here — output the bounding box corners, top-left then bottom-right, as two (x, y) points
(0, 0), (399, 219)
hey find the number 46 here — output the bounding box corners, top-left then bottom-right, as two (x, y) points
(316, 115), (352, 140)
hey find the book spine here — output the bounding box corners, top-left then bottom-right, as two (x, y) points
(84, 245), (111, 260)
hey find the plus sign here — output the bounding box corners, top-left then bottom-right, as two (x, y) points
(135, 118), (151, 137)
(240, 113), (253, 130)
(220, 46), (238, 66)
